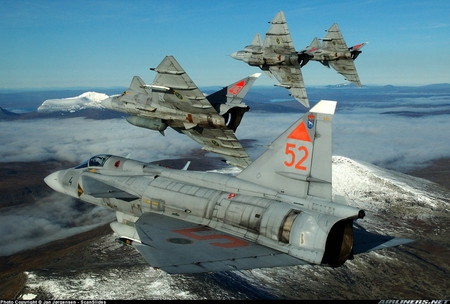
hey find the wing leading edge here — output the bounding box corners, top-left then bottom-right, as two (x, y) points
(269, 65), (308, 107)
(180, 127), (252, 168)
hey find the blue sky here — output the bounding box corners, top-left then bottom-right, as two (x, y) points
(1, 0), (449, 89)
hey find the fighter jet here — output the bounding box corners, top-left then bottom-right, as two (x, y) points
(44, 100), (412, 274)
(231, 11), (310, 108)
(231, 11), (367, 107)
(299, 23), (368, 87)
(102, 55), (260, 168)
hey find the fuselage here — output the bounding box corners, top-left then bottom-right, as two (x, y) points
(231, 45), (358, 70)
(231, 49), (301, 67)
(102, 92), (227, 131)
(309, 49), (353, 62)
(45, 154), (364, 267)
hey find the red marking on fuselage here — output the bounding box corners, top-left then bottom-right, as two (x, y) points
(114, 160), (120, 168)
(172, 227), (249, 248)
(228, 193), (236, 200)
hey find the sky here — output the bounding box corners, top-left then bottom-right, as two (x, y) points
(1, 0), (450, 90)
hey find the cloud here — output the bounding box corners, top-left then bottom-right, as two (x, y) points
(0, 117), (200, 164)
(332, 113), (449, 171)
(1, 95), (450, 256)
(0, 192), (115, 256)
(237, 96), (450, 172)
(2, 97), (450, 173)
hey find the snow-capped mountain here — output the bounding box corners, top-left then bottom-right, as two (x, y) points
(37, 92), (108, 113)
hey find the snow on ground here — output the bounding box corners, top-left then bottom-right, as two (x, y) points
(37, 92), (108, 112)
(332, 156), (449, 219)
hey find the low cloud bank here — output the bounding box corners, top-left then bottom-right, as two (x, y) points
(1, 97), (450, 256)
(0, 192), (115, 256)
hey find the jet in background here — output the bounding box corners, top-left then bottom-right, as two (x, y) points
(231, 11), (310, 108)
(299, 23), (368, 87)
(102, 55), (260, 168)
(231, 11), (367, 107)
(44, 100), (412, 274)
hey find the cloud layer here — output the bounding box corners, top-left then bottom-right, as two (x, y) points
(0, 117), (200, 164)
(1, 96), (450, 256)
(2, 97), (450, 171)
(0, 193), (115, 256)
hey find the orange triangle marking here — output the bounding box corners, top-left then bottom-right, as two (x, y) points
(287, 121), (311, 142)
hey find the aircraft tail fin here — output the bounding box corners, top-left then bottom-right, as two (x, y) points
(206, 73), (260, 131)
(322, 23), (348, 52)
(225, 73), (261, 106)
(305, 37), (321, 54)
(251, 33), (263, 47)
(237, 100), (337, 199)
(206, 73), (261, 108)
(129, 76), (148, 94)
(349, 42), (368, 60)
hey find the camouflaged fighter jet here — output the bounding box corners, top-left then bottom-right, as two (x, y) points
(231, 11), (367, 107)
(299, 23), (368, 87)
(231, 11), (310, 108)
(102, 55), (260, 168)
(44, 100), (412, 274)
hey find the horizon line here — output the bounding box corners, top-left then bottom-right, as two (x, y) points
(1, 83), (450, 92)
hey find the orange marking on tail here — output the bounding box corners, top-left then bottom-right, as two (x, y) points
(228, 80), (245, 95)
(287, 121), (311, 142)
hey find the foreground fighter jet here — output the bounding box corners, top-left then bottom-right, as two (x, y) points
(299, 23), (368, 87)
(45, 100), (412, 274)
(102, 55), (260, 168)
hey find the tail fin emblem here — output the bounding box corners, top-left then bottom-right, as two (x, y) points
(287, 121), (312, 142)
(228, 80), (245, 95)
(307, 114), (315, 129)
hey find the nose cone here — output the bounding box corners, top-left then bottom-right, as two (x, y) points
(44, 171), (66, 194)
(101, 97), (113, 109)
(230, 51), (246, 61)
(230, 51), (239, 60)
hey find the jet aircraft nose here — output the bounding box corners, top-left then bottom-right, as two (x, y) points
(44, 171), (66, 194)
(230, 52), (240, 60)
(101, 97), (112, 109)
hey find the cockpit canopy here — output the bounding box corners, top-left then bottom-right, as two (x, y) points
(75, 154), (112, 169)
